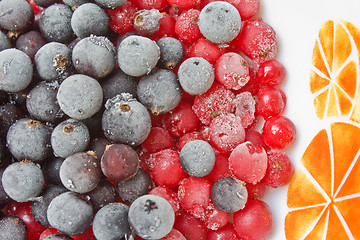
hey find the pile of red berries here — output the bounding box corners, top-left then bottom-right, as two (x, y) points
(0, 0), (296, 240)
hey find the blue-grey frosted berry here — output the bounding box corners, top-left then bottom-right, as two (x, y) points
(95, 0), (126, 9)
(0, 48), (33, 93)
(137, 69), (182, 115)
(42, 157), (64, 186)
(0, 216), (28, 240)
(102, 93), (151, 146)
(63, 0), (89, 7)
(57, 74), (103, 120)
(87, 178), (117, 212)
(0, 167), (11, 209)
(26, 81), (62, 123)
(6, 118), (52, 162)
(15, 31), (47, 60)
(47, 191), (93, 236)
(198, 1), (241, 44)
(44, 234), (74, 240)
(156, 37), (184, 70)
(59, 151), (102, 193)
(0, 30), (11, 51)
(211, 177), (248, 213)
(39, 4), (75, 43)
(179, 140), (216, 177)
(117, 168), (152, 204)
(72, 35), (116, 79)
(102, 69), (138, 101)
(0, 0), (34, 33)
(133, 9), (162, 37)
(178, 57), (215, 95)
(35, 42), (73, 81)
(2, 161), (45, 202)
(128, 195), (175, 239)
(93, 202), (131, 240)
(71, 3), (109, 38)
(51, 119), (90, 158)
(117, 35), (160, 77)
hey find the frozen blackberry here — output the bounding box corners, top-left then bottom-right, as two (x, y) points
(117, 35), (160, 77)
(72, 35), (116, 79)
(128, 195), (175, 239)
(15, 31), (47, 60)
(179, 140), (216, 177)
(0, 167), (11, 209)
(211, 177), (248, 213)
(51, 119), (90, 158)
(0, 103), (24, 137)
(0, 48), (33, 93)
(42, 157), (64, 186)
(59, 151), (102, 193)
(95, 0), (126, 9)
(117, 168), (153, 203)
(57, 74), (103, 120)
(71, 3), (109, 38)
(133, 9), (162, 37)
(0, 0), (34, 34)
(31, 185), (68, 227)
(101, 69), (138, 101)
(1, 161), (45, 202)
(0, 216), (28, 240)
(102, 93), (151, 146)
(178, 57), (215, 95)
(87, 178), (117, 212)
(34, 42), (73, 81)
(198, 1), (242, 44)
(63, 0), (89, 8)
(156, 37), (184, 70)
(47, 191), (93, 236)
(0, 30), (11, 51)
(137, 69), (182, 115)
(26, 81), (62, 123)
(93, 202), (131, 240)
(6, 118), (52, 162)
(39, 4), (75, 43)
(44, 234), (74, 240)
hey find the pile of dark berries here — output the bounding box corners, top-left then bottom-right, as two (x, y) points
(0, 0), (296, 239)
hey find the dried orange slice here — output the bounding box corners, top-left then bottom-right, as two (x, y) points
(285, 122), (360, 239)
(310, 20), (360, 122)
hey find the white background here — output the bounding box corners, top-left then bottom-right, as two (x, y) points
(259, 0), (360, 239)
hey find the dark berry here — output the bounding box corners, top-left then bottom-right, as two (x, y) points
(0, 0), (34, 33)
(42, 157), (64, 186)
(133, 9), (163, 37)
(0, 167), (11, 209)
(156, 37), (184, 70)
(44, 234), (74, 240)
(63, 0), (89, 8)
(0, 216), (28, 240)
(86, 178), (117, 212)
(0, 30), (11, 51)
(15, 31), (46, 59)
(94, 0), (126, 9)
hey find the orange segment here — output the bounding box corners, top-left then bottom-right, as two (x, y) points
(335, 85), (353, 116)
(336, 154), (360, 198)
(326, 85), (339, 117)
(318, 20), (334, 72)
(310, 70), (331, 93)
(285, 206), (326, 240)
(333, 22), (352, 73)
(335, 197), (360, 239)
(301, 129), (332, 197)
(287, 170), (327, 209)
(350, 92), (360, 123)
(314, 88), (329, 119)
(343, 20), (360, 66)
(335, 60), (357, 99)
(331, 122), (360, 193)
(327, 205), (350, 240)
(303, 207), (327, 240)
(312, 40), (331, 79)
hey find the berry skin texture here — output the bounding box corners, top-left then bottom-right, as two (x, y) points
(203, 202), (230, 231)
(173, 212), (207, 240)
(189, 38), (224, 65)
(175, 9), (202, 44)
(233, 200), (273, 240)
(0, 216), (28, 240)
(167, 0), (201, 10)
(107, 1), (138, 34)
(229, 142), (268, 184)
(257, 60), (286, 87)
(262, 116), (296, 149)
(177, 131), (206, 151)
(256, 87), (287, 119)
(0, 0), (34, 33)
(198, 1), (242, 44)
(133, 9), (163, 37)
(206, 222), (238, 240)
(149, 186), (181, 216)
(141, 127), (174, 154)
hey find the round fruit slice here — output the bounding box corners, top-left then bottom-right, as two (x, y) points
(310, 20), (360, 121)
(285, 122), (360, 239)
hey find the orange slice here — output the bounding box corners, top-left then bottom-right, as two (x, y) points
(285, 122), (360, 239)
(310, 20), (360, 121)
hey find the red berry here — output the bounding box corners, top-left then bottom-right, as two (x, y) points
(233, 92), (256, 128)
(206, 223), (238, 240)
(141, 127), (174, 153)
(233, 200), (273, 240)
(203, 203), (230, 230)
(257, 60), (286, 87)
(229, 142), (268, 184)
(160, 228), (187, 240)
(215, 52), (250, 90)
(162, 101), (200, 137)
(256, 87), (287, 119)
(178, 176), (212, 219)
(192, 83), (235, 126)
(72, 225), (96, 240)
(26, 0), (43, 14)
(262, 150), (294, 188)
(174, 212), (208, 240)
(238, 19), (278, 64)
(189, 38), (224, 65)
(245, 130), (267, 149)
(206, 152), (232, 183)
(150, 186), (181, 216)
(175, 9), (202, 44)
(138, 150), (153, 173)
(177, 131), (206, 151)
(151, 14), (177, 41)
(167, 0), (201, 10)
(151, 149), (188, 188)
(132, 0), (168, 11)
(246, 181), (267, 200)
(209, 114), (245, 153)
(39, 228), (60, 240)
(108, 2), (138, 34)
(262, 116), (296, 149)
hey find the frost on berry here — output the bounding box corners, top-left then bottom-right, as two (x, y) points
(192, 83), (235, 125)
(234, 92), (256, 128)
